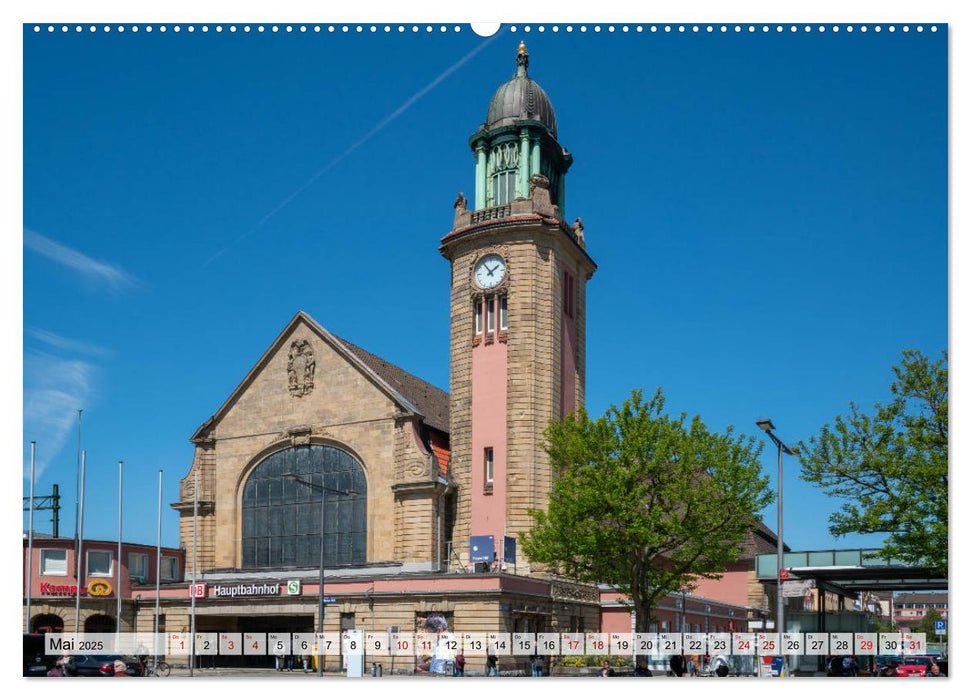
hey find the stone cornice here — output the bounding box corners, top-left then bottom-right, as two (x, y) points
(440, 215), (597, 275)
(390, 480), (446, 496)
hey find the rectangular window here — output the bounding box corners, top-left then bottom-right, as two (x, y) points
(499, 296), (508, 330)
(86, 550), (112, 577)
(161, 556), (179, 581)
(154, 614), (166, 633)
(493, 171), (517, 206)
(563, 271), (575, 318)
(484, 447), (494, 486)
(486, 297), (495, 333)
(474, 299), (483, 335)
(129, 552), (148, 579)
(40, 549), (67, 576)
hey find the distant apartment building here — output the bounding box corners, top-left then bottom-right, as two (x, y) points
(893, 593), (948, 626)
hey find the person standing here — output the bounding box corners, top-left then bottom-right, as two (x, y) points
(600, 660), (614, 677)
(670, 653), (685, 677)
(113, 660), (129, 677)
(531, 653), (543, 677)
(453, 652), (466, 677)
(485, 652), (499, 677)
(61, 654), (77, 677)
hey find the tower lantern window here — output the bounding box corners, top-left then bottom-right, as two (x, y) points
(491, 142), (519, 206)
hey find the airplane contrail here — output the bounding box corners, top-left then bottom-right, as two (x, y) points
(205, 30), (506, 267)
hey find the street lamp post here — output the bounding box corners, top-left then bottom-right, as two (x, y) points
(680, 588), (688, 633)
(756, 418), (796, 677)
(283, 473), (354, 677)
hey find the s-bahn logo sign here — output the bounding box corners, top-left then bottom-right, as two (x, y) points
(88, 580), (112, 596)
(211, 583), (281, 598)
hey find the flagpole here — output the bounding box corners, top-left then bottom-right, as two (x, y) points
(189, 470), (198, 676)
(154, 470), (162, 667)
(73, 409), (82, 577)
(26, 442), (36, 633)
(74, 450), (86, 634)
(116, 461), (123, 653)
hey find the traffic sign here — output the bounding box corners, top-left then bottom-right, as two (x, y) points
(935, 620), (947, 635)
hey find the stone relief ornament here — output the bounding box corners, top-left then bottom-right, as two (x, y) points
(287, 339), (316, 397)
(405, 458), (428, 479)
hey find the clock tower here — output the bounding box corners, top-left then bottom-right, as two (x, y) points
(441, 43), (597, 573)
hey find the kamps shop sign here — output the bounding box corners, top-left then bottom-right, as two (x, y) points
(40, 579), (113, 597)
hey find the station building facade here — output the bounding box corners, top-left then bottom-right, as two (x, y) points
(23, 45), (765, 671)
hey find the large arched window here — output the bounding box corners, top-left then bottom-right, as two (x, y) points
(241, 445), (367, 569)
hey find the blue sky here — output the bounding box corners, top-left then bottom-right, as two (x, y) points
(21, 23), (946, 552)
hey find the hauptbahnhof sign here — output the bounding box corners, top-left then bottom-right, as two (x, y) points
(211, 583), (281, 598)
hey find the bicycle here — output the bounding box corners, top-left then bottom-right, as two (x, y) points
(143, 658), (171, 677)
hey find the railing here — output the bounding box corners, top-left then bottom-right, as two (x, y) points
(470, 204), (512, 224)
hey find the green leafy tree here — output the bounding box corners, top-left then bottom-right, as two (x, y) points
(798, 350), (947, 575)
(521, 388), (774, 632)
(915, 607), (943, 637)
(874, 616), (898, 634)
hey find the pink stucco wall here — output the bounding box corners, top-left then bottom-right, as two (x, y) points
(470, 297), (508, 547)
(690, 566), (749, 608)
(560, 269), (577, 419)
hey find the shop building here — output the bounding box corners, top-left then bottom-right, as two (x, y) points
(22, 534), (184, 634)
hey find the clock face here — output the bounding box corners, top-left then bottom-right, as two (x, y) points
(473, 254), (506, 289)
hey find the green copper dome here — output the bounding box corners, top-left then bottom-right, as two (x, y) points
(485, 42), (558, 139)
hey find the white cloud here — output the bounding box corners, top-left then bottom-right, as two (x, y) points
(26, 328), (111, 358)
(24, 228), (140, 291)
(23, 352), (94, 479)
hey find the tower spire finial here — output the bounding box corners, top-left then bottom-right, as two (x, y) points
(516, 41), (529, 76)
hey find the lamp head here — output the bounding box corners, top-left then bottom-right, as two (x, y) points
(755, 418), (776, 432)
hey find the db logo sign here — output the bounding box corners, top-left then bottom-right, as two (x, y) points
(88, 580), (112, 597)
(190, 583), (207, 598)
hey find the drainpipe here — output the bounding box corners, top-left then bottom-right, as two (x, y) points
(436, 476), (451, 571)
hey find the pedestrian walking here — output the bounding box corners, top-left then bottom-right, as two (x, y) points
(530, 653), (543, 677)
(713, 654), (730, 677)
(453, 652), (466, 677)
(56, 654), (77, 677)
(841, 656), (858, 677)
(46, 656), (69, 677)
(485, 652), (499, 676)
(670, 653), (685, 677)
